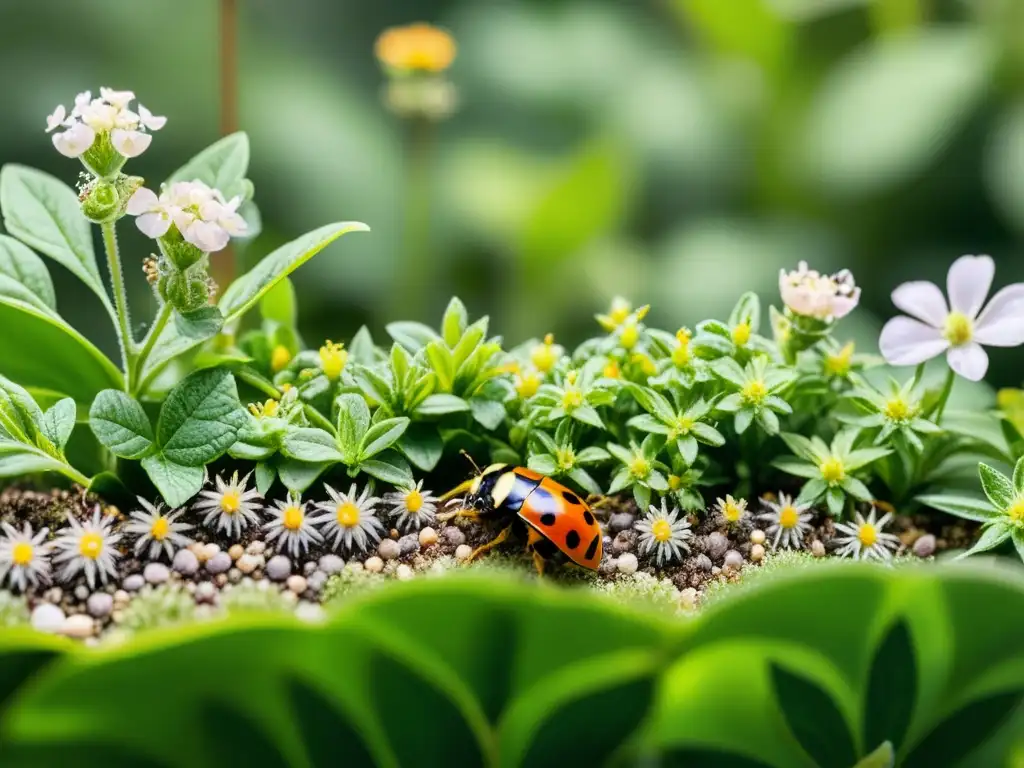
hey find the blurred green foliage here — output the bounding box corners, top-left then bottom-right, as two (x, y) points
(1, 0), (1022, 384)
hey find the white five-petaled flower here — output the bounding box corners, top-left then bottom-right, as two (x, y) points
(126, 180), (247, 253)
(194, 471), (262, 539)
(46, 86), (165, 160)
(0, 522), (52, 592)
(879, 255), (1024, 382)
(635, 498), (693, 566)
(52, 507), (122, 588)
(263, 492), (323, 557)
(779, 262), (860, 321)
(123, 497), (194, 561)
(834, 508), (901, 562)
(311, 483), (384, 553)
(383, 481), (439, 532)
(757, 492), (813, 551)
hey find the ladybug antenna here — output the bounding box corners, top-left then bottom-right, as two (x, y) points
(460, 450), (482, 475)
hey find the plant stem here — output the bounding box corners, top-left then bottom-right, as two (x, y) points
(933, 368), (956, 425)
(101, 222), (136, 388)
(62, 464), (92, 489)
(392, 115), (434, 320)
(132, 302), (173, 395)
(234, 368), (337, 435)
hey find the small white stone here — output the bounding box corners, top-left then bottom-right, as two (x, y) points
(60, 613), (95, 639)
(750, 544), (765, 562)
(418, 527), (438, 548)
(454, 544), (473, 561)
(266, 555), (292, 581)
(123, 574), (145, 592)
(396, 564), (414, 581)
(678, 587), (698, 611)
(811, 539), (826, 558)
(617, 553), (639, 574)
(319, 554), (344, 574)
(378, 539), (401, 561)
(172, 548), (200, 576)
(205, 552), (232, 575)
(144, 563), (170, 585)
(246, 540), (266, 555)
(86, 592), (114, 618)
(31, 603), (65, 633)
(228, 544), (244, 560)
(286, 575), (308, 594)
(236, 554), (259, 574)
(73, 585), (89, 601)
(750, 529), (766, 546)
(113, 589), (130, 606)
(364, 556), (384, 573)
(723, 550), (744, 570)
(295, 601), (325, 623)
(195, 581), (217, 603)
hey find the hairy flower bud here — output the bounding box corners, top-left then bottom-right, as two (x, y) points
(158, 227), (205, 271)
(81, 131), (127, 180)
(158, 262), (212, 313)
(80, 180), (120, 223)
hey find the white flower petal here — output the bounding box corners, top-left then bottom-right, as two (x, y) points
(946, 343), (988, 381)
(99, 87), (135, 109)
(830, 288), (860, 320)
(183, 220), (230, 253)
(126, 187), (159, 215)
(974, 284), (1024, 348)
(947, 254), (994, 319)
(79, 102), (117, 132)
(135, 212), (171, 239)
(110, 129), (152, 158)
(220, 211), (248, 236)
(51, 123), (96, 158)
(45, 105), (67, 132)
(879, 316), (948, 366)
(72, 90), (92, 115)
(138, 105), (167, 130)
(891, 281), (947, 327)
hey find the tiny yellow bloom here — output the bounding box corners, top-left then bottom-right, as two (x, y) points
(220, 489), (241, 514)
(741, 379), (767, 405)
(597, 297), (632, 331)
(629, 456), (651, 479)
(404, 488), (424, 514)
(716, 495), (748, 524)
(943, 311), (973, 347)
(1008, 498), (1024, 523)
(819, 457), (846, 484)
(619, 322), (639, 350)
(883, 397), (913, 421)
(668, 474), (683, 491)
(282, 504), (304, 531)
(555, 446), (576, 471)
(248, 399), (280, 419)
(630, 353), (656, 377)
(778, 505), (799, 529)
(672, 328), (692, 368)
(857, 522), (877, 547)
(732, 321), (752, 347)
(561, 387), (583, 410)
(515, 370), (541, 398)
(320, 340), (348, 381)
(603, 360), (621, 379)
(375, 23), (457, 73)
(824, 342), (854, 377)
(531, 333), (559, 373)
(270, 344), (292, 373)
(337, 501), (361, 527)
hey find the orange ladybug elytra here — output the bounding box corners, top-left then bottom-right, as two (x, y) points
(438, 463), (603, 575)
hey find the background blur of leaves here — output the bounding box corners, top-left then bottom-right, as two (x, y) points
(1, 0), (1022, 385)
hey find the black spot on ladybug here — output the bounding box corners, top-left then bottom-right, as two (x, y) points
(566, 530), (581, 549)
(562, 490), (581, 504)
(540, 513), (557, 526)
(582, 509), (595, 526)
(585, 534), (599, 560)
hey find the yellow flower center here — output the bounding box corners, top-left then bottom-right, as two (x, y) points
(555, 447), (576, 471)
(220, 490), (241, 515)
(270, 345), (292, 373)
(819, 457), (846, 484)
(672, 341), (691, 368)
(337, 502), (360, 528)
(603, 361), (621, 379)
(531, 334), (558, 373)
(620, 323), (639, 350)
(741, 380), (767, 405)
(609, 303), (630, 326)
(629, 456), (651, 479)
(779, 506), (799, 529)
(824, 342), (854, 377)
(282, 505), (304, 530)
(668, 474), (682, 491)
(79, 532), (103, 559)
(943, 311), (973, 347)
(562, 387), (583, 410)
(722, 500), (743, 523)
(858, 523), (877, 547)
(631, 353), (656, 376)
(884, 397), (912, 421)
(515, 372), (540, 398)
(405, 490), (424, 514)
(249, 399), (280, 419)
(319, 340), (348, 381)
(1008, 499), (1024, 523)
(671, 416), (694, 437)
(150, 517), (170, 541)
(11, 542), (33, 566)
(651, 519), (672, 543)
(732, 322), (752, 346)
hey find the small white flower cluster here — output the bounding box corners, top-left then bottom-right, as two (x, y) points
(127, 180), (248, 253)
(46, 87), (165, 160)
(779, 261), (860, 321)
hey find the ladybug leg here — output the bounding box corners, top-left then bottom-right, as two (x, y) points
(531, 551), (546, 577)
(466, 523), (513, 562)
(436, 508), (481, 524)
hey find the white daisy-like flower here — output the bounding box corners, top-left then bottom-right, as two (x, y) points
(311, 483), (384, 553)
(126, 180), (247, 253)
(834, 508), (901, 562)
(47, 87), (165, 161)
(779, 262), (860, 321)
(123, 497), (194, 561)
(263, 492), (323, 557)
(383, 481), (439, 532)
(0, 522), (52, 592)
(879, 255), (1024, 381)
(52, 507), (122, 588)
(757, 492), (813, 551)
(194, 471), (262, 539)
(635, 498), (694, 566)
(714, 494), (749, 526)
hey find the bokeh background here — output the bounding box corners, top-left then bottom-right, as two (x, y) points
(0, 0), (1022, 385)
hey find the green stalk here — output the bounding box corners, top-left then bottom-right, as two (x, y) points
(131, 302), (173, 395)
(392, 115), (434, 320)
(932, 368), (956, 425)
(101, 222), (137, 388)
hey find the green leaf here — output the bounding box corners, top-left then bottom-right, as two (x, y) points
(979, 463), (1016, 510)
(166, 132), (251, 200)
(677, 436), (698, 466)
(674, 0), (789, 73)
(568, 467), (602, 496)
(335, 393), (370, 456)
(710, 357), (747, 389)
(576, 447), (610, 465)
(140, 454), (204, 508)
(359, 417), (410, 460)
(173, 306), (224, 340)
(0, 234), (55, 309)
(442, 296), (468, 348)
(0, 165), (114, 319)
(729, 291), (761, 331)
(915, 494), (996, 522)
(1015, 456), (1024, 495)
(845, 447), (892, 472)
(855, 741), (895, 768)
(773, 457), (819, 479)
(769, 663), (857, 768)
(469, 396), (505, 430)
(360, 453), (414, 486)
(0, 440), (70, 479)
(826, 486), (846, 516)
(955, 523), (1011, 559)
(352, 366), (393, 407)
(398, 424), (443, 472)
(416, 393), (470, 417)
(156, 369), (247, 467)
(902, 690), (1024, 768)
(254, 462), (276, 495)
(571, 405), (605, 430)
(780, 432), (822, 462)
(347, 326), (377, 365)
(277, 458), (329, 493)
(259, 275), (296, 327)
(527, 453), (559, 475)
(39, 398), (75, 451)
(281, 428), (344, 464)
(842, 476), (873, 502)
(625, 383), (674, 423)
(734, 408), (754, 435)
(425, 341), (455, 392)
(386, 321), (440, 352)
(864, 621), (916, 754)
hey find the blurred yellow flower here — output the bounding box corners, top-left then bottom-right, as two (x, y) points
(375, 23), (456, 74)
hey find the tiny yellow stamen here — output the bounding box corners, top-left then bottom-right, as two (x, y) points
(150, 518), (169, 541)
(779, 506), (799, 529)
(11, 542), (32, 566)
(282, 505), (304, 530)
(824, 342), (855, 377)
(79, 532), (103, 559)
(603, 360), (621, 379)
(531, 334), (558, 373)
(858, 523), (877, 547)
(884, 397), (912, 421)
(270, 345), (292, 373)
(337, 502), (360, 527)
(672, 330), (691, 367)
(651, 518), (672, 542)
(249, 399), (280, 419)
(741, 380), (767, 405)
(555, 447), (576, 471)
(668, 474), (683, 491)
(732, 321), (752, 347)
(375, 23), (456, 73)
(220, 490), (241, 515)
(319, 340), (348, 381)
(631, 353), (656, 377)
(515, 371), (540, 399)
(609, 300), (631, 326)
(671, 416), (694, 437)
(819, 457), (846, 484)
(562, 388), (583, 410)
(1008, 499), (1024, 523)
(629, 456), (651, 479)
(943, 311), (973, 347)
(405, 489), (424, 514)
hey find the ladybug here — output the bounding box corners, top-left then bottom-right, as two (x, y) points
(438, 463), (603, 575)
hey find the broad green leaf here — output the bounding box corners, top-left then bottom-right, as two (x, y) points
(39, 398), (75, 451)
(864, 621), (916, 754)
(979, 463), (1016, 510)
(625, 383), (674, 423)
(469, 396), (505, 430)
(140, 454), (204, 508)
(173, 306), (224, 340)
(359, 417), (410, 461)
(955, 523), (1011, 559)
(281, 428), (344, 464)
(398, 424), (443, 472)
(527, 453), (558, 475)
(769, 662), (857, 767)
(442, 296), (468, 348)
(348, 326), (377, 365)
(166, 132), (250, 201)
(259, 277), (296, 327)
(416, 393), (470, 417)
(0, 234), (55, 309)
(88, 390), (154, 460)
(277, 458), (329, 494)
(675, 0), (789, 72)
(156, 369), (247, 466)
(856, 741), (895, 768)
(0, 440), (70, 479)
(425, 341), (455, 392)
(0, 165), (114, 318)
(386, 321), (440, 352)
(359, 453), (414, 486)
(336, 393), (370, 456)
(916, 494), (996, 522)
(254, 461), (276, 495)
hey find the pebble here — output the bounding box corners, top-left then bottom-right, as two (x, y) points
(694, 553), (713, 573)
(347, 561), (364, 572)
(617, 553), (639, 574)
(454, 544), (473, 561)
(398, 534), (420, 556)
(246, 540), (266, 555)
(295, 602), (325, 623)
(811, 540), (826, 558)
(189, 542), (207, 561)
(205, 552), (232, 575)
(113, 589), (130, 606)
(679, 587), (698, 611)
(750, 529), (766, 546)
(307, 571), (328, 593)
(598, 558), (617, 576)
(396, 564), (414, 581)
(123, 574), (145, 592)
(31, 603), (65, 633)
(419, 527), (438, 548)
(214, 574), (228, 587)
(144, 563), (170, 585)
(228, 568), (242, 584)
(111, 610), (124, 624)
(913, 534), (936, 558)
(711, 566), (722, 576)
(74, 585), (89, 601)
(228, 544), (244, 561)
(723, 550), (744, 571)
(378, 539), (401, 561)
(281, 590), (299, 606)
(266, 555), (292, 581)
(172, 548), (199, 576)
(303, 561), (317, 576)
(43, 587), (62, 603)
(750, 544), (765, 563)
(611, 530), (636, 555)
(442, 526), (466, 546)
(364, 556), (384, 573)
(319, 554), (345, 574)
(236, 554), (259, 574)
(286, 575), (308, 594)
(61, 614), (95, 639)
(706, 532), (730, 561)
(608, 512), (635, 533)
(202, 543), (221, 561)
(87, 592), (114, 619)
(195, 582), (217, 603)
